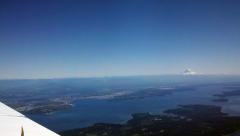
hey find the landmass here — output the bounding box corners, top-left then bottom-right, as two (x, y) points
(14, 100), (73, 115)
(213, 89), (240, 103)
(214, 90), (240, 97)
(212, 97), (229, 102)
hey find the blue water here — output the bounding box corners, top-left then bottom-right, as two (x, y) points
(26, 84), (240, 132)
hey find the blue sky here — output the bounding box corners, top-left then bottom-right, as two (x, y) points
(0, 0), (240, 79)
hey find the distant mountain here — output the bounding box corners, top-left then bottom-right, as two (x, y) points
(183, 69), (196, 75)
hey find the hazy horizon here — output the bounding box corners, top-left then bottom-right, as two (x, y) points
(1, 73), (240, 80)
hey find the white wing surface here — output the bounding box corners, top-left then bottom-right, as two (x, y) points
(0, 102), (60, 136)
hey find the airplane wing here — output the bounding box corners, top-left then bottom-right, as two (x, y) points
(0, 102), (60, 136)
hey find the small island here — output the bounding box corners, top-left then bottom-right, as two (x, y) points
(213, 89), (240, 103)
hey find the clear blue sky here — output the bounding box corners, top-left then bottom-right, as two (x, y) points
(0, 0), (240, 79)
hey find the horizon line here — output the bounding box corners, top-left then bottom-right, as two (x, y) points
(1, 73), (240, 80)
